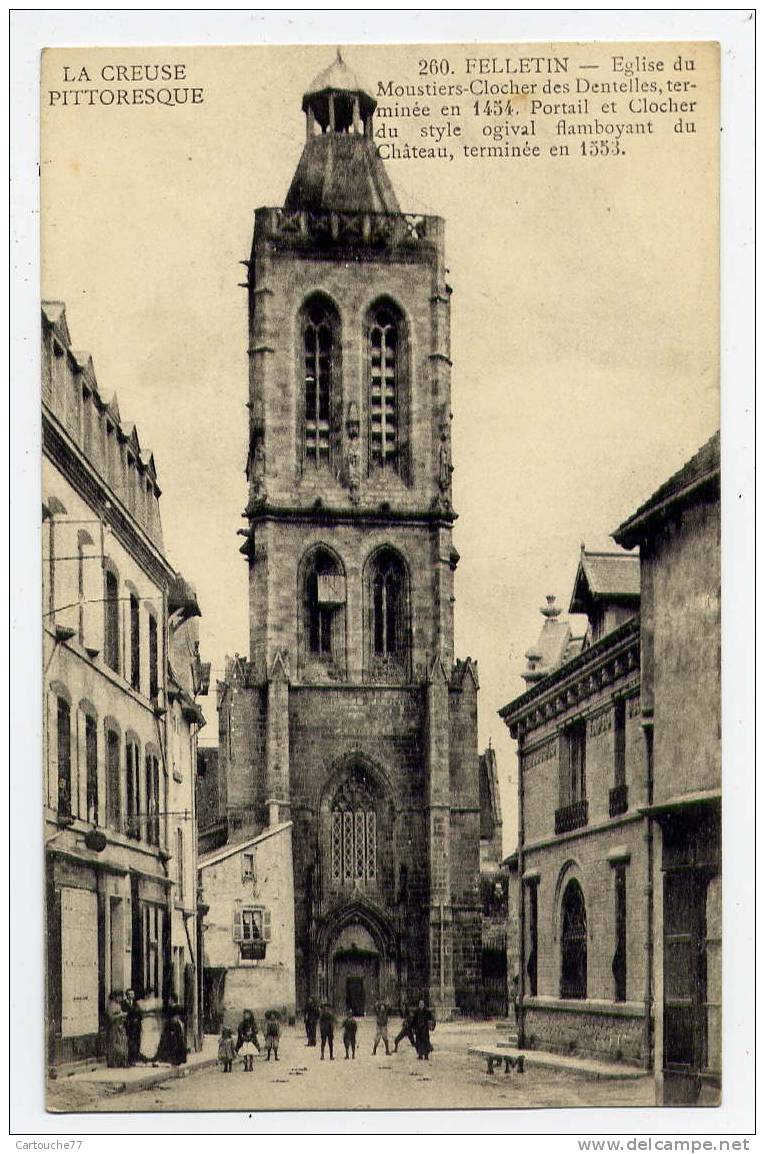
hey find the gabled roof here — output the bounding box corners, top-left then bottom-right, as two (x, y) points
(41, 300), (71, 346)
(141, 451), (158, 481)
(569, 548), (640, 614)
(613, 431), (721, 549)
(199, 821), (292, 870)
(124, 424), (141, 457)
(105, 394), (121, 424)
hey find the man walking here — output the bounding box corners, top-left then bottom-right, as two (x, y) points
(319, 1002), (335, 1061)
(371, 998), (391, 1056)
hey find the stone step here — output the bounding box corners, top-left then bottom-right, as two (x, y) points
(480, 1046), (647, 1080)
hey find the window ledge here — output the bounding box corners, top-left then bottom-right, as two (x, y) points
(524, 996), (644, 1018)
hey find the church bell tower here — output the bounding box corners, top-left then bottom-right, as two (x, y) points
(231, 52), (482, 1015)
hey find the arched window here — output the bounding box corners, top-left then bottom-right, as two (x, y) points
(330, 768), (378, 886)
(560, 879), (587, 999)
(368, 304), (400, 471)
(300, 546), (346, 676)
(302, 299), (337, 468)
(366, 548), (408, 679)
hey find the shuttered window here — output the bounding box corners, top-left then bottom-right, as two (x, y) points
(57, 697), (72, 818)
(104, 569), (120, 673)
(85, 713), (98, 825)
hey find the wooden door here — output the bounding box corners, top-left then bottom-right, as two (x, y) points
(663, 869), (707, 1100)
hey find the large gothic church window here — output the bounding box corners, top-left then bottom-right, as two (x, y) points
(302, 298), (337, 468)
(299, 545), (346, 677)
(366, 547), (409, 681)
(329, 768), (379, 887)
(560, 879), (588, 999)
(368, 301), (408, 478)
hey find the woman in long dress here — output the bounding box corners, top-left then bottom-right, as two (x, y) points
(105, 993), (129, 1068)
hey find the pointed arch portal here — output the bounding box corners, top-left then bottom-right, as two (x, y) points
(316, 896), (398, 1015)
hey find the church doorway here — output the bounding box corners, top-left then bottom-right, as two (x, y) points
(330, 924), (380, 1015)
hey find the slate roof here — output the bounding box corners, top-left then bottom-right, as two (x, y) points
(284, 132), (400, 214)
(614, 431), (720, 548)
(569, 549), (640, 613)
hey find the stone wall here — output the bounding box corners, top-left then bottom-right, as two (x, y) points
(524, 816), (648, 1007)
(643, 496), (721, 804)
(523, 999), (645, 1064)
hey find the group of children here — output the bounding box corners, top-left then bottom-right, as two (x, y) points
(217, 1008), (282, 1073)
(219, 1001), (436, 1072)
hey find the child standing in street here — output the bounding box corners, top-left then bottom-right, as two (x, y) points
(218, 1026), (236, 1073)
(236, 1009), (261, 1072)
(264, 1010), (281, 1061)
(341, 1009), (358, 1059)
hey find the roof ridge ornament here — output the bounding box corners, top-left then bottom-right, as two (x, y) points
(540, 594), (562, 619)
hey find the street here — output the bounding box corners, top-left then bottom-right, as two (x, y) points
(52, 1021), (654, 1114)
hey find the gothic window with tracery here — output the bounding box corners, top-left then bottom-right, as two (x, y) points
(330, 771), (379, 885)
(303, 301), (335, 467)
(367, 548), (408, 679)
(369, 306), (399, 470)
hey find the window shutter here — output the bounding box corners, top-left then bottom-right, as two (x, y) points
(233, 906), (243, 942)
(263, 909), (271, 942)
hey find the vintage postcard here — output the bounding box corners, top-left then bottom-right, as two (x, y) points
(37, 36), (727, 1119)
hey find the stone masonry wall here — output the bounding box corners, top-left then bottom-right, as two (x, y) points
(524, 1002), (645, 1064)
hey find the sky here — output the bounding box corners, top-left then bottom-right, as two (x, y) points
(41, 43), (720, 854)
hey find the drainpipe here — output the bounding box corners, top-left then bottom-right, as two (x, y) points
(439, 901), (445, 1007)
(516, 729), (526, 1049)
(641, 711), (655, 1071)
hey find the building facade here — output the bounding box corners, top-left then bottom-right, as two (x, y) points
(614, 431), (721, 1104)
(500, 551), (648, 1064)
(199, 55), (483, 1017)
(199, 823), (296, 1031)
(43, 302), (206, 1067)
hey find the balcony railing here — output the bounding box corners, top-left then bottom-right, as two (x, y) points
(609, 783), (629, 817)
(240, 940), (267, 961)
(253, 207), (441, 253)
(555, 799), (589, 835)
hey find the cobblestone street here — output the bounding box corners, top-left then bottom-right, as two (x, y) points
(51, 1022), (655, 1114)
